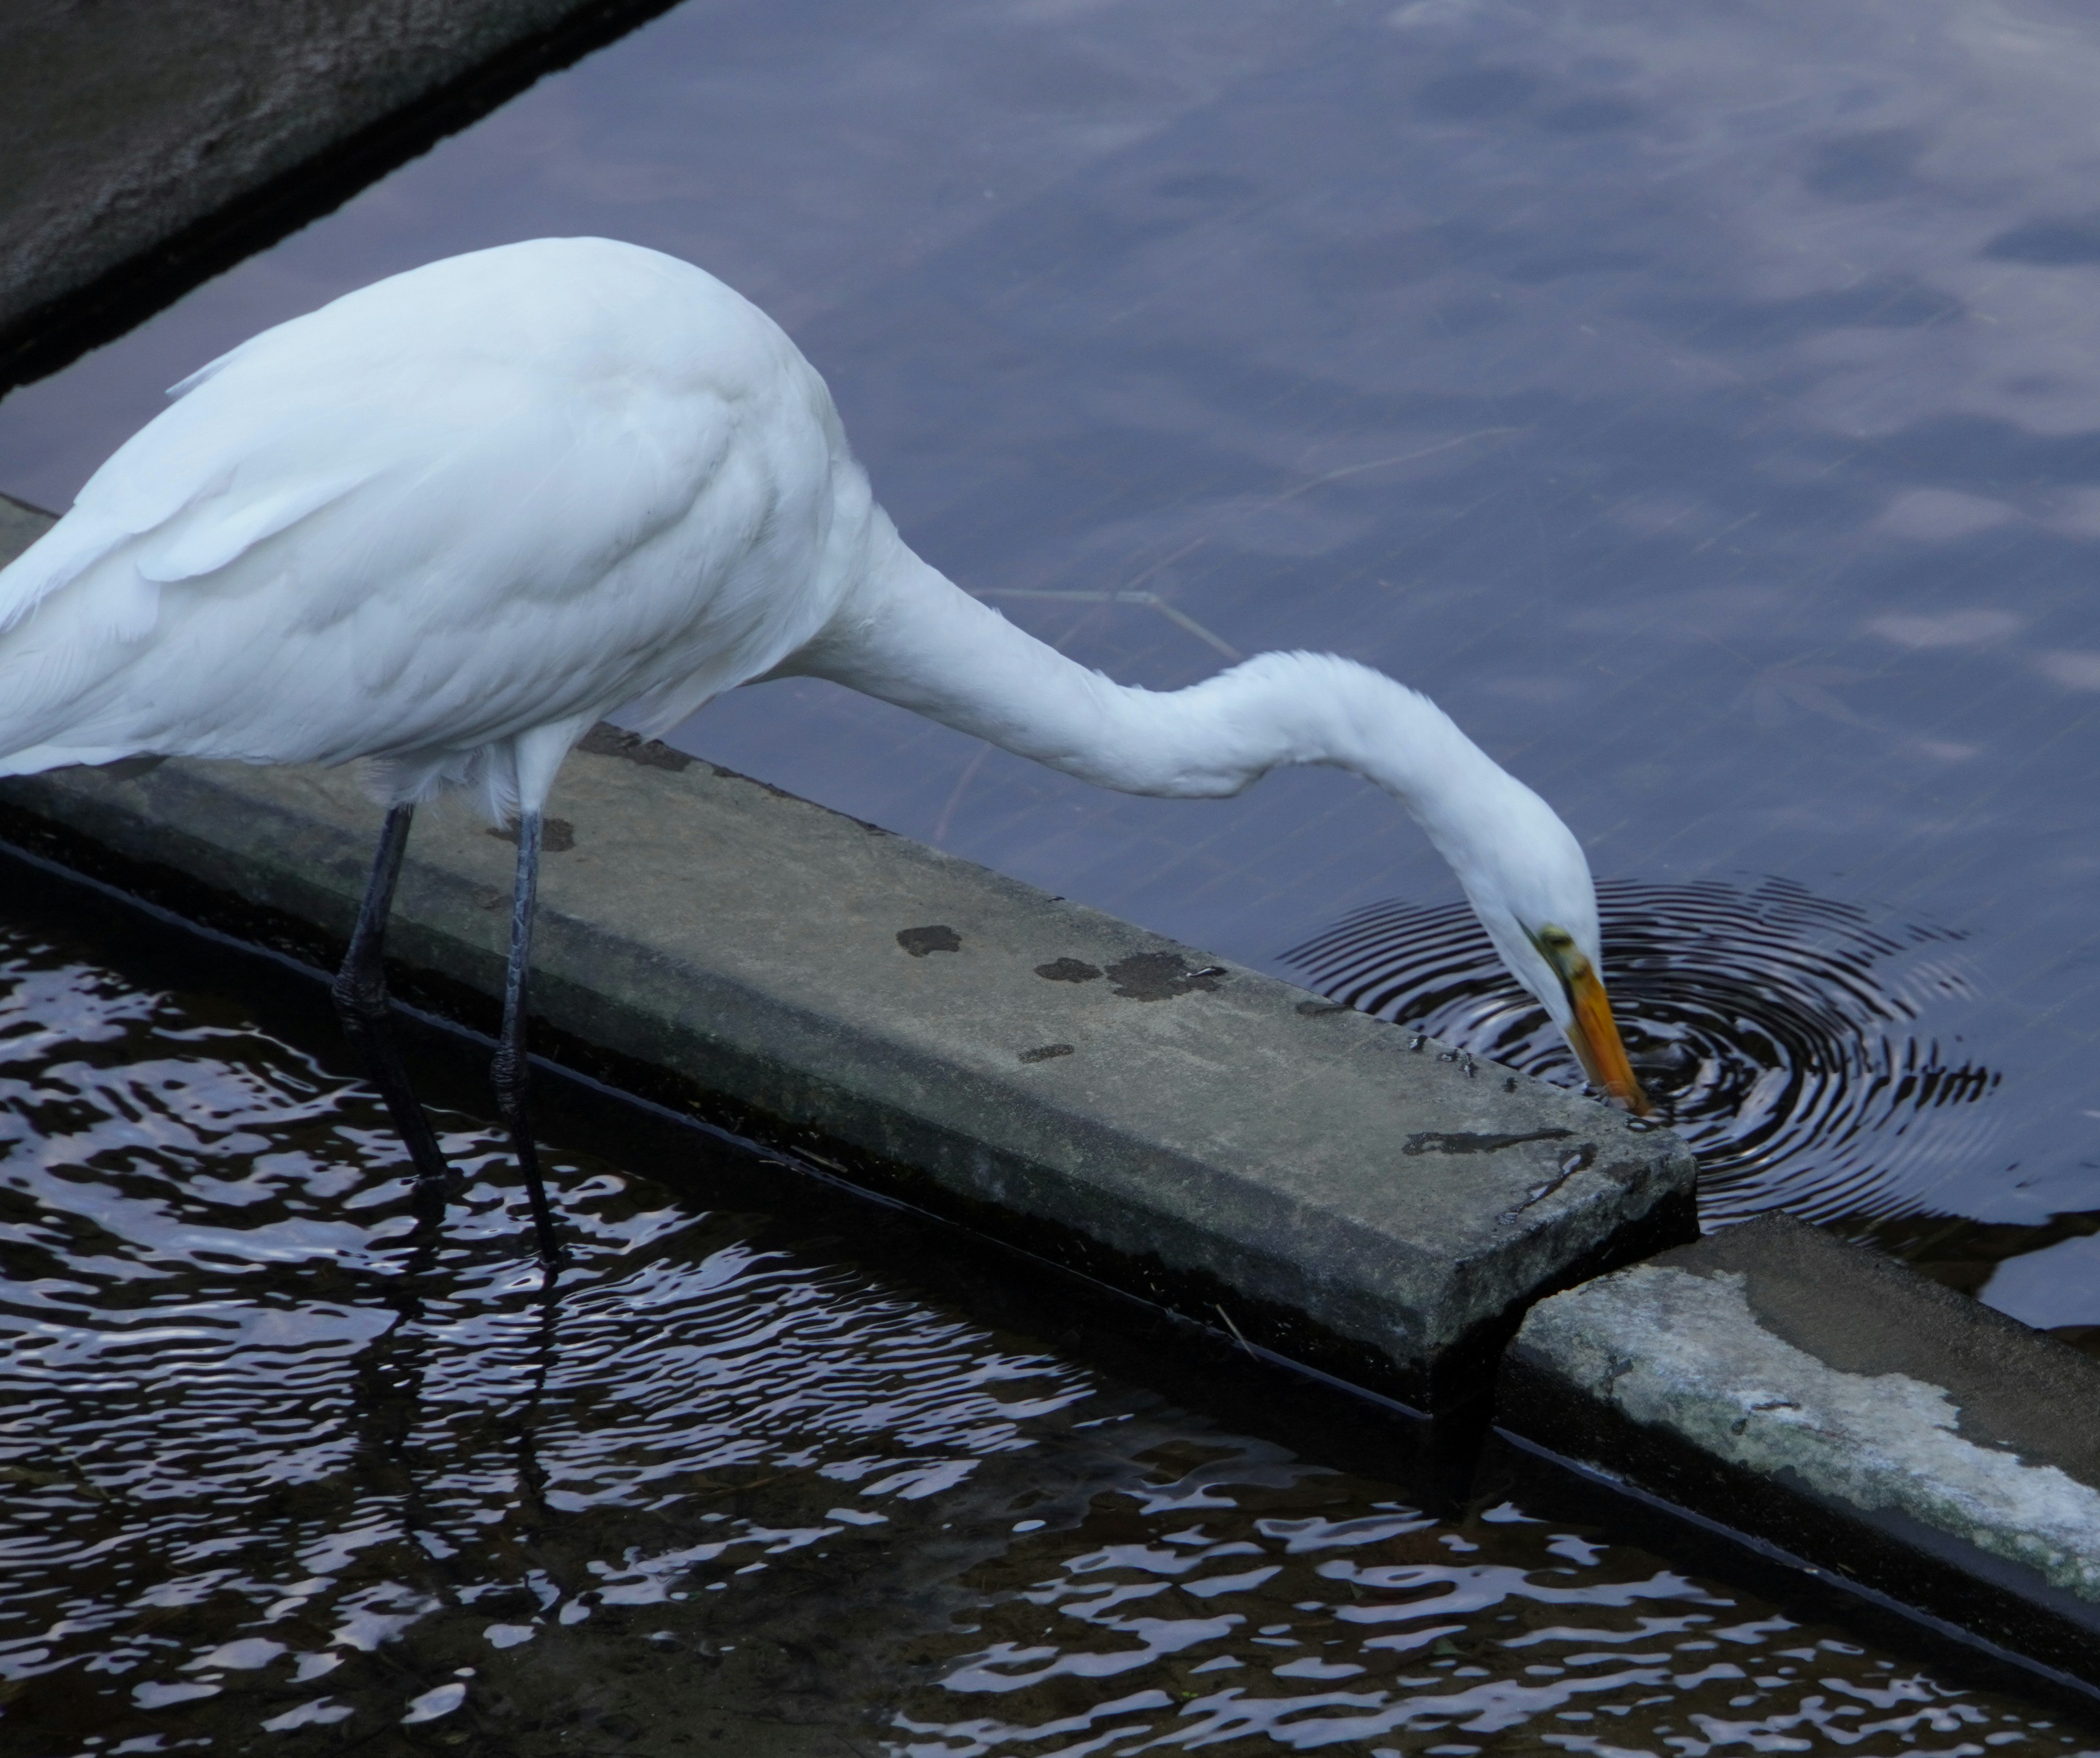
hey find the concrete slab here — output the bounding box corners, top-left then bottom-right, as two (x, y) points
(1497, 1212), (2100, 1693)
(0, 0), (675, 392)
(0, 504), (1694, 1419)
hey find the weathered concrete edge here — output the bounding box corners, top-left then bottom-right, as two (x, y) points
(1497, 1214), (2100, 1691)
(0, 752), (1687, 1415)
(0, 0), (681, 392)
(1485, 1427), (2100, 1722)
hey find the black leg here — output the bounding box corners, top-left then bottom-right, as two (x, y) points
(493, 808), (564, 1270)
(331, 805), (454, 1208)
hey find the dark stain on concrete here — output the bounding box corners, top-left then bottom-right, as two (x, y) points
(1497, 1143), (1597, 1225)
(1034, 958), (1102, 983)
(579, 723), (691, 770)
(1018, 1044), (1075, 1064)
(1296, 999), (1350, 1016)
(1663, 1214), (2100, 1475)
(488, 817), (575, 853)
(1404, 1128), (1574, 1156)
(1103, 952), (1226, 1001)
(897, 925), (961, 957)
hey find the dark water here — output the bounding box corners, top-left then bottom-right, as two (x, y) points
(4, 0), (2099, 1325)
(1286, 880), (2003, 1226)
(0, 918), (2090, 1753)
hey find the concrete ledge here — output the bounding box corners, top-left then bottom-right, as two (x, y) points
(1497, 1213), (2100, 1692)
(0, 513), (1694, 1418)
(0, 747), (1697, 1414)
(0, 0), (677, 391)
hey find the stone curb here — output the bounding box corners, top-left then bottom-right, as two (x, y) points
(0, 741), (1698, 1417)
(1497, 1212), (2100, 1697)
(0, 0), (679, 392)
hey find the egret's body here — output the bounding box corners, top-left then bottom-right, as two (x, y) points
(0, 238), (1645, 1264)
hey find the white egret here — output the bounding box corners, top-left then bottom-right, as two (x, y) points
(0, 237), (1648, 1265)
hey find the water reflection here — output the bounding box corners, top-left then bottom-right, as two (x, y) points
(896, 1485), (2020, 1753)
(0, 925), (2083, 1750)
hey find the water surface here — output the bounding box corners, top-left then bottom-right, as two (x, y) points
(0, 916), (2087, 1754)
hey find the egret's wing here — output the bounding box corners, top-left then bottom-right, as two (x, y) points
(0, 238), (836, 775)
(0, 329), (377, 638)
(0, 324), (738, 768)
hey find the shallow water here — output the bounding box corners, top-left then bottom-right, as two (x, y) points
(0, 918), (2091, 1754)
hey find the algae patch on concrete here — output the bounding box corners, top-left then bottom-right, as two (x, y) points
(1500, 1213), (2100, 1690)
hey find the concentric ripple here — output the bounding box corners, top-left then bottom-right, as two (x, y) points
(1284, 878), (2000, 1224)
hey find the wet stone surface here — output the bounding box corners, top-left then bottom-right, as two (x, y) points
(0, 0), (658, 385)
(1501, 1216), (2100, 1693)
(0, 920), (2090, 1753)
(897, 924), (963, 958)
(1100, 953), (1227, 1003)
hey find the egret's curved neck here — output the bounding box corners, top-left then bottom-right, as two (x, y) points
(790, 520), (1519, 860)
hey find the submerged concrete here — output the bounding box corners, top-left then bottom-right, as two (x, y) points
(0, 515), (1693, 1421)
(0, 0), (677, 391)
(1498, 1213), (2100, 1693)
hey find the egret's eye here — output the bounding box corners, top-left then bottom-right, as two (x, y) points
(1522, 922), (1576, 961)
(1522, 924), (1591, 993)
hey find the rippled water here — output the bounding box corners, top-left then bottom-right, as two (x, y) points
(1, 919), (2091, 1753)
(1285, 877), (2001, 1227)
(1278, 875), (2100, 1345)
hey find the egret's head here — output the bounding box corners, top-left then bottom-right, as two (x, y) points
(1443, 778), (1649, 1116)
(1316, 663), (1650, 1111)
(1520, 923), (1648, 1114)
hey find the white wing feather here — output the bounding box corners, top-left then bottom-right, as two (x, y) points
(0, 238), (856, 785)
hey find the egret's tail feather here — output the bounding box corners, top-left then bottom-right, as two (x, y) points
(0, 513), (130, 635)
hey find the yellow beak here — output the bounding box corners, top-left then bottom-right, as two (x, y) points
(1532, 927), (1650, 1116)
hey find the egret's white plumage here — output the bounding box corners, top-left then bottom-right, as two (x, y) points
(0, 237), (1646, 1249)
(0, 242), (856, 816)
